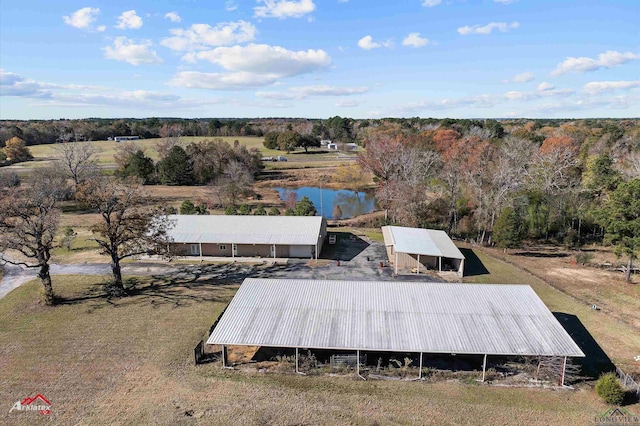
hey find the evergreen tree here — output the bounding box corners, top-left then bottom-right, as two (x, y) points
(294, 196), (317, 216)
(254, 204), (266, 215)
(493, 206), (525, 251)
(157, 146), (194, 185)
(597, 179), (640, 282)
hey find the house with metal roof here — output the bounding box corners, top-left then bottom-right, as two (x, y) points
(382, 226), (465, 276)
(166, 215), (327, 259)
(207, 279), (584, 383)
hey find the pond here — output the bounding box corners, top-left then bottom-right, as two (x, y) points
(275, 187), (376, 219)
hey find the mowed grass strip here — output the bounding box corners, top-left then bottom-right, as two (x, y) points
(0, 273), (628, 425)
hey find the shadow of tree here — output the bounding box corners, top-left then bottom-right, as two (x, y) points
(553, 312), (615, 379)
(56, 262), (315, 312)
(459, 248), (489, 277)
(514, 251), (569, 258)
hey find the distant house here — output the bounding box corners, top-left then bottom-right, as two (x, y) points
(327, 143), (338, 150)
(320, 139), (331, 146)
(166, 215), (327, 259)
(113, 135), (140, 142)
(345, 143), (358, 150)
(382, 226), (465, 276)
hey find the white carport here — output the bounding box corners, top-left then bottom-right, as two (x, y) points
(382, 226), (465, 277)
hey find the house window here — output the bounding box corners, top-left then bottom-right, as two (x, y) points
(190, 244), (200, 255)
(219, 245), (227, 251)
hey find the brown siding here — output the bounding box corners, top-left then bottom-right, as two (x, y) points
(201, 243), (232, 256)
(236, 244), (271, 257)
(276, 245), (289, 258)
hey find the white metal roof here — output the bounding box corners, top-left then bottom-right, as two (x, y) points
(207, 279), (584, 357)
(382, 226), (465, 260)
(166, 215), (324, 246)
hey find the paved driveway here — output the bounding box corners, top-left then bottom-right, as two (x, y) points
(1, 242), (442, 300)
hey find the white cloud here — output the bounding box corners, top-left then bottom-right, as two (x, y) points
(254, 0), (315, 19)
(422, 0), (442, 7)
(402, 33), (429, 48)
(337, 0), (349, 3)
(537, 81), (555, 91)
(358, 36), (379, 50)
(187, 43), (331, 76)
(255, 85), (369, 100)
(63, 7), (101, 30)
(226, 1), (238, 11)
(103, 37), (163, 65)
(116, 10), (143, 30)
(583, 80), (640, 95)
(161, 21), (257, 51)
(336, 99), (361, 107)
(493, 0), (515, 4)
(357, 35), (393, 50)
(551, 50), (640, 76)
(0, 69), (52, 98)
(96, 25), (106, 32)
(503, 72), (535, 83)
(164, 12), (181, 23)
(168, 71), (280, 90)
(170, 44), (331, 90)
(458, 21), (519, 35)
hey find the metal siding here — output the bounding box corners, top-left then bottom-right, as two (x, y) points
(207, 280), (584, 357)
(166, 215), (325, 247)
(382, 226), (465, 260)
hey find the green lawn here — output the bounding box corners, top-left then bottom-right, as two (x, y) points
(1, 272), (633, 425)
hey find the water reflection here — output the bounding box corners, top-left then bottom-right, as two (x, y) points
(275, 187), (376, 219)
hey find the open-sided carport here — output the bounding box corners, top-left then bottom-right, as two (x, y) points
(382, 226), (465, 277)
(207, 279), (584, 384)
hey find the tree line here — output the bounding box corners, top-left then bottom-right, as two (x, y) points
(357, 121), (639, 280)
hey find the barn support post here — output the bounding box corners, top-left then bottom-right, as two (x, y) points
(356, 350), (366, 380)
(561, 356), (567, 386)
(221, 345), (226, 368)
(199, 242), (202, 261)
(481, 354), (487, 382)
(439, 257), (442, 273)
(419, 352), (423, 379)
(296, 347), (299, 374)
(417, 254), (420, 274)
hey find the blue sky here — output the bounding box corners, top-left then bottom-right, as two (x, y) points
(0, 0), (638, 119)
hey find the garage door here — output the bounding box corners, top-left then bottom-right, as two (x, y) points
(289, 245), (312, 258)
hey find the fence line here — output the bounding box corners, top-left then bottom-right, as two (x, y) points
(616, 366), (640, 398)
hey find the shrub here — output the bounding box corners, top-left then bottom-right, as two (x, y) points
(595, 372), (625, 405)
(254, 205), (266, 215)
(575, 252), (593, 265)
(238, 204), (251, 215)
(224, 205), (238, 215)
(268, 207), (280, 216)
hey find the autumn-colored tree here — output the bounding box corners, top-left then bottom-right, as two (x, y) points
(114, 141), (144, 171)
(2, 136), (32, 162)
(332, 204), (343, 219)
(156, 123), (183, 160)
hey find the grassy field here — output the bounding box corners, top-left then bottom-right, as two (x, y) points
(10, 137), (356, 173)
(1, 257), (637, 424)
(463, 246), (640, 376)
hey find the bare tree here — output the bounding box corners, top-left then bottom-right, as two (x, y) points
(77, 177), (172, 294)
(209, 160), (254, 207)
(0, 169), (68, 305)
(626, 151), (640, 179)
(156, 123), (183, 160)
(54, 142), (101, 188)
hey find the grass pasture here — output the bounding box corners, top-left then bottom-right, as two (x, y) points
(11, 137), (356, 174)
(1, 258), (638, 424)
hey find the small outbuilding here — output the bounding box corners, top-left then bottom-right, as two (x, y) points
(166, 215), (327, 259)
(382, 226), (465, 276)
